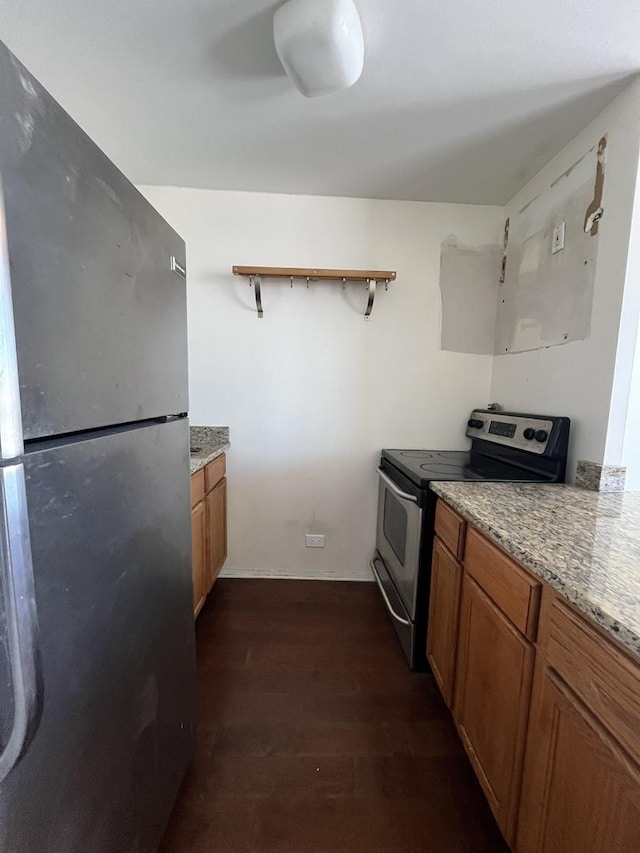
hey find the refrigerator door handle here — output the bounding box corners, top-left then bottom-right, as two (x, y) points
(0, 175), (24, 461)
(0, 463), (41, 784)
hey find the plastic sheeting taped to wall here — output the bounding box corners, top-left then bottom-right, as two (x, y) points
(439, 237), (502, 354)
(494, 141), (603, 355)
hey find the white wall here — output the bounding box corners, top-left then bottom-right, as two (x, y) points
(140, 187), (502, 579)
(609, 137), (640, 488)
(622, 319), (640, 489)
(489, 79), (640, 481)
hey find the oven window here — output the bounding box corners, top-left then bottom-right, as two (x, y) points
(383, 489), (407, 565)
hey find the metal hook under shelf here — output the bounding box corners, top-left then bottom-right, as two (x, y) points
(233, 266), (396, 319)
(365, 279), (376, 320)
(249, 274), (264, 318)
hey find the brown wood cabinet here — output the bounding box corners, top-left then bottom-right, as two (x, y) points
(190, 453), (227, 617)
(454, 574), (535, 844)
(428, 498), (640, 852)
(517, 591), (640, 853)
(465, 527), (540, 640)
(191, 499), (207, 616)
(426, 536), (463, 707)
(517, 666), (640, 853)
(206, 476), (227, 589)
(434, 499), (466, 559)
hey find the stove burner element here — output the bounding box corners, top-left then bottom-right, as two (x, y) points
(400, 451), (434, 458)
(420, 463), (465, 473)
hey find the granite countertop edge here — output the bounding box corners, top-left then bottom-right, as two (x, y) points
(190, 443), (230, 474)
(189, 425), (230, 475)
(430, 482), (640, 657)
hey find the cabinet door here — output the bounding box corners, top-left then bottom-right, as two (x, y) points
(206, 477), (227, 591)
(427, 537), (463, 707)
(517, 669), (640, 853)
(454, 575), (534, 844)
(191, 500), (207, 617)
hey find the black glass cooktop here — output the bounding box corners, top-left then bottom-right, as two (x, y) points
(381, 449), (546, 488)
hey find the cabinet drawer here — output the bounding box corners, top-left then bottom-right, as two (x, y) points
(205, 453), (226, 493)
(435, 500), (466, 559)
(465, 527), (541, 640)
(547, 598), (640, 764)
(191, 468), (205, 508)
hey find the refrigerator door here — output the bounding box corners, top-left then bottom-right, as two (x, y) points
(0, 417), (195, 853)
(0, 41), (188, 441)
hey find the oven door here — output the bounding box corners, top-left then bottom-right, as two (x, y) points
(375, 467), (423, 620)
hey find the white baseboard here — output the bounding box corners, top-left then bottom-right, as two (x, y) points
(219, 566), (375, 582)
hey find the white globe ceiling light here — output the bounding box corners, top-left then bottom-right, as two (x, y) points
(273, 0), (365, 98)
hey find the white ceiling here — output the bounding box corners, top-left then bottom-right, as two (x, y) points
(1, 0), (639, 204)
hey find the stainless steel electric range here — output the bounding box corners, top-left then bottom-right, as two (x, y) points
(372, 409), (570, 669)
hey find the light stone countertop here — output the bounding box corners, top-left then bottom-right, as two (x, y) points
(430, 481), (640, 657)
(189, 426), (230, 474)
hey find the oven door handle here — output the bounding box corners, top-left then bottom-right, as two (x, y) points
(370, 557), (411, 626)
(377, 468), (418, 504)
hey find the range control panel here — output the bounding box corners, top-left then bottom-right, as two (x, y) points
(465, 410), (556, 455)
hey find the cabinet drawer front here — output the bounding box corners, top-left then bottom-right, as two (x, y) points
(190, 468), (205, 508)
(465, 527), (541, 639)
(205, 453), (226, 493)
(547, 599), (640, 764)
(435, 500), (466, 559)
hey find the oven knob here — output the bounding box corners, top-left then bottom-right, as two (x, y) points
(523, 428), (535, 440)
(468, 419), (483, 429)
(534, 429), (548, 443)
(467, 419), (475, 428)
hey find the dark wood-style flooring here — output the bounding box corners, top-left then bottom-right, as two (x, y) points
(160, 579), (508, 852)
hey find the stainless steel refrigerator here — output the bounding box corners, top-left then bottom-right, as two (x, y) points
(0, 40), (196, 851)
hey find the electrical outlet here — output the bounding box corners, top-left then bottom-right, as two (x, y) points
(552, 222), (565, 254)
(305, 534), (325, 548)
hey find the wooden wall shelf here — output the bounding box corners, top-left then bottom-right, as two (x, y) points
(232, 266), (396, 319)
